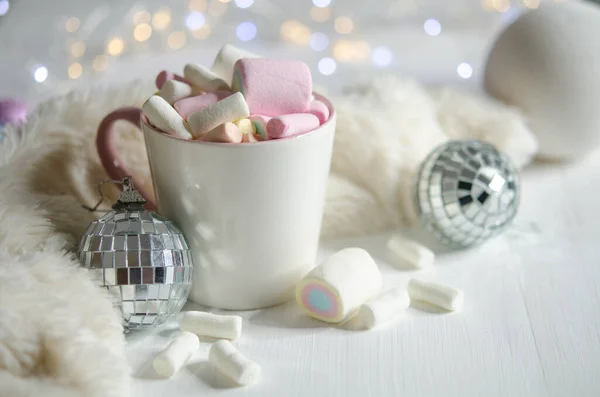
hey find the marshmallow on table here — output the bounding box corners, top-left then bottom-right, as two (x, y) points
(358, 287), (410, 330)
(267, 113), (320, 139)
(180, 311), (242, 340)
(155, 70), (187, 89)
(212, 44), (261, 85)
(249, 115), (270, 139)
(142, 95), (192, 139)
(209, 340), (261, 386)
(386, 235), (435, 270)
(159, 80), (196, 104)
(153, 332), (200, 378)
(307, 100), (330, 124)
(232, 58), (312, 117)
(184, 63), (230, 92)
(187, 92), (250, 138)
(296, 247), (382, 323)
(407, 278), (464, 311)
(196, 123), (243, 143)
(174, 91), (231, 119)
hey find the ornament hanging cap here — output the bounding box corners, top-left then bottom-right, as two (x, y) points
(113, 176), (146, 211)
(83, 176), (147, 212)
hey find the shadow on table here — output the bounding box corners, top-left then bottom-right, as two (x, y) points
(156, 325), (181, 338)
(134, 358), (164, 380)
(187, 361), (239, 389)
(409, 300), (449, 314)
(249, 300), (371, 331)
(249, 300), (329, 329)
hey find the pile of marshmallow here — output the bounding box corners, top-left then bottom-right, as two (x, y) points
(153, 311), (260, 386)
(152, 236), (462, 388)
(296, 236), (465, 329)
(141, 44), (330, 144)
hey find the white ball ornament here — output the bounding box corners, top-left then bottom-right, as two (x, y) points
(484, 1), (600, 160)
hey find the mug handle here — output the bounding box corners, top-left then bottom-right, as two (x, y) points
(96, 107), (157, 210)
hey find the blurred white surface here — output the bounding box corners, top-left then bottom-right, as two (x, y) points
(0, 0), (536, 105)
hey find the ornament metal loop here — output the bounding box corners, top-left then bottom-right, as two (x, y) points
(83, 176), (146, 212)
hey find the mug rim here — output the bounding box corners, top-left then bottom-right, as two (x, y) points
(142, 92), (336, 147)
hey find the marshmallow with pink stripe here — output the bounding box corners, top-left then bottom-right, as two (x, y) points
(295, 248), (382, 323)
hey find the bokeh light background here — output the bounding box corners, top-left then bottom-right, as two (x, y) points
(0, 0), (569, 105)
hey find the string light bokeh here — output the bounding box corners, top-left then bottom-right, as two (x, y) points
(0, 0), (575, 103)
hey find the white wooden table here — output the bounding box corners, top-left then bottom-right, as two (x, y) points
(126, 152), (600, 397)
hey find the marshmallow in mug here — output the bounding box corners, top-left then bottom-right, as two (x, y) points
(142, 95), (192, 139)
(307, 100), (330, 124)
(155, 70), (187, 90)
(242, 131), (259, 142)
(233, 118), (256, 136)
(187, 92), (250, 138)
(184, 63), (230, 92)
(197, 122), (243, 143)
(174, 91), (231, 119)
(249, 115), (270, 139)
(159, 80), (198, 104)
(211, 44), (261, 85)
(267, 113), (320, 139)
(232, 58), (312, 117)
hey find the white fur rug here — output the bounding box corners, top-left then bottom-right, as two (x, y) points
(0, 75), (537, 396)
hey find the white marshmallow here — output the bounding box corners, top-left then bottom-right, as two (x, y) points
(209, 340), (261, 386)
(358, 287), (410, 329)
(386, 235), (435, 270)
(180, 311), (242, 340)
(141, 95), (192, 139)
(407, 278), (464, 311)
(158, 80), (196, 104)
(153, 332), (200, 378)
(295, 247), (382, 323)
(187, 92), (250, 138)
(184, 63), (230, 92)
(211, 44), (261, 84)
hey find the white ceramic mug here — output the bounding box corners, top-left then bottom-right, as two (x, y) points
(96, 94), (336, 310)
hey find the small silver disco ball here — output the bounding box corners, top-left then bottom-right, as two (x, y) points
(78, 209), (193, 330)
(416, 140), (520, 248)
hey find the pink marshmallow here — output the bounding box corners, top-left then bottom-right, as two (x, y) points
(155, 70), (187, 90)
(249, 115), (271, 139)
(307, 100), (330, 124)
(174, 91), (231, 119)
(267, 113), (320, 139)
(196, 123), (242, 143)
(232, 59), (312, 117)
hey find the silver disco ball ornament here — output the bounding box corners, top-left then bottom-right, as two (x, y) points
(78, 177), (193, 330)
(416, 140), (520, 249)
